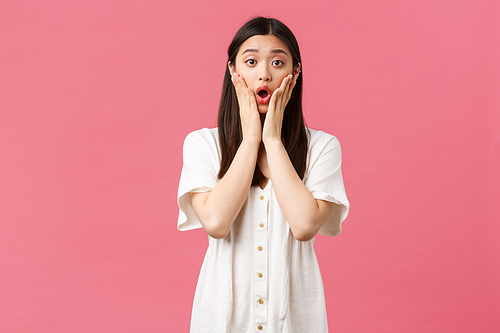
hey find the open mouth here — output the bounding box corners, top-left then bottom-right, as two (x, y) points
(258, 90), (269, 98)
(256, 86), (271, 104)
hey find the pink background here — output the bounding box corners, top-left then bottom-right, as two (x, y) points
(1, 0), (499, 332)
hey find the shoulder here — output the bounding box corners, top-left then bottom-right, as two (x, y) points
(304, 127), (343, 180)
(184, 127), (219, 143)
(307, 128), (341, 152)
(183, 127), (219, 150)
(182, 128), (221, 164)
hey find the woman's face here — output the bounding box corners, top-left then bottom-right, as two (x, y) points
(230, 34), (299, 113)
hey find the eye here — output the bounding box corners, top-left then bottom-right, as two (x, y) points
(245, 59), (257, 66)
(272, 60), (284, 66)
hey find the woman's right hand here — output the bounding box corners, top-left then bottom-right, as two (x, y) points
(230, 69), (262, 143)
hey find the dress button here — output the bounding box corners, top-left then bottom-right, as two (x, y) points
(258, 273), (263, 278)
(259, 223), (264, 228)
(258, 246), (263, 251)
(258, 299), (264, 304)
(258, 325), (263, 330)
(260, 196), (264, 200)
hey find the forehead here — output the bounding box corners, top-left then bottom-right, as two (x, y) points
(238, 35), (291, 57)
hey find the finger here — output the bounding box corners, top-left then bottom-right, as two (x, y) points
(275, 75), (294, 111)
(272, 75), (289, 100)
(268, 87), (282, 116)
(277, 75), (292, 105)
(286, 76), (295, 94)
(286, 75), (297, 100)
(285, 73), (296, 95)
(233, 73), (246, 98)
(233, 73), (245, 94)
(233, 74), (255, 110)
(247, 87), (258, 110)
(230, 72), (239, 92)
(281, 74), (292, 88)
(237, 74), (250, 89)
(269, 86), (281, 106)
(282, 74), (293, 93)
(239, 76), (256, 107)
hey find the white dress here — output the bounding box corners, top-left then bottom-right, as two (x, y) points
(177, 128), (349, 333)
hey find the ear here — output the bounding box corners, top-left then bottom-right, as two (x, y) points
(228, 61), (235, 74)
(294, 62), (302, 75)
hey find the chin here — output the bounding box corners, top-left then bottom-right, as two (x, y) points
(258, 106), (269, 114)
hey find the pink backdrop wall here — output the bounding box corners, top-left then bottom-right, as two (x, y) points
(1, 1), (499, 332)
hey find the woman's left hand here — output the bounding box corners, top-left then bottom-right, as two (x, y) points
(262, 72), (299, 144)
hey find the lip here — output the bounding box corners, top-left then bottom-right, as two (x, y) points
(256, 86), (272, 104)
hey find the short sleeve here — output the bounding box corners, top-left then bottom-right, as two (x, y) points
(177, 129), (220, 231)
(304, 131), (350, 236)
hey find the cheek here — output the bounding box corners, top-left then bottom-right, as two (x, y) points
(278, 74), (288, 82)
(276, 68), (294, 82)
(236, 69), (252, 81)
(236, 72), (255, 89)
(274, 74), (289, 87)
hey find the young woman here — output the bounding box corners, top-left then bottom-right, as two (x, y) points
(177, 17), (349, 333)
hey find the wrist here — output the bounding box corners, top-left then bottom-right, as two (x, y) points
(263, 137), (283, 150)
(262, 127), (282, 145)
(241, 137), (261, 147)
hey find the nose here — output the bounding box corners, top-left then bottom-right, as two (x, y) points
(258, 65), (271, 81)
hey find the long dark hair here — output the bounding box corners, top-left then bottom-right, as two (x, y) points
(217, 17), (309, 186)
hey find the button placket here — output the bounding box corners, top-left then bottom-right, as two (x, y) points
(255, 186), (269, 332)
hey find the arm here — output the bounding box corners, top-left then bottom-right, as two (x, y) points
(189, 70), (261, 239)
(189, 139), (259, 239)
(264, 139), (334, 241)
(263, 72), (334, 241)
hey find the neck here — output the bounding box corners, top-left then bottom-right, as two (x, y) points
(257, 143), (270, 179)
(260, 113), (266, 126)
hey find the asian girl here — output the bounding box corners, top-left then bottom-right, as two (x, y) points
(177, 16), (349, 333)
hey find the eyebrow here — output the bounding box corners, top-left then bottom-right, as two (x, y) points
(241, 48), (289, 56)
